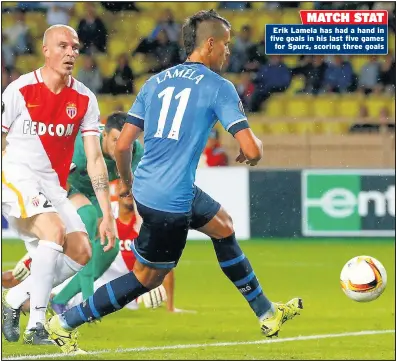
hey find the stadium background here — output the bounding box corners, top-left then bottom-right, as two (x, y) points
(1, 1), (395, 360)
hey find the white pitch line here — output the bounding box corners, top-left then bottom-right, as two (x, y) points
(4, 329), (395, 360)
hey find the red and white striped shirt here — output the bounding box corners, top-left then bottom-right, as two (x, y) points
(116, 215), (139, 271)
(1, 68), (100, 189)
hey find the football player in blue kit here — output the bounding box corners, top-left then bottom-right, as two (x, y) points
(45, 10), (302, 354)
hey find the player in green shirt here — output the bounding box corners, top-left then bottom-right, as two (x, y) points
(50, 112), (144, 311)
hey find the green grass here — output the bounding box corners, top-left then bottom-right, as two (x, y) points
(2, 238), (395, 360)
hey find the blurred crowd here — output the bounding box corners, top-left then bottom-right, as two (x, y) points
(1, 1), (395, 168)
(2, 1), (395, 116)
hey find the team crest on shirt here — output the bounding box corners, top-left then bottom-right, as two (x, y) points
(66, 102), (77, 119)
(31, 196), (40, 207)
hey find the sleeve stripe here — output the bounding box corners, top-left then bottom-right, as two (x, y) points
(2, 125), (10, 130)
(228, 120), (250, 137)
(128, 112), (144, 120)
(81, 129), (100, 133)
(126, 114), (144, 130)
(226, 118), (248, 131)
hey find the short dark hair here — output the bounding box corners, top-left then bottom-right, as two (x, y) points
(105, 111), (127, 132)
(182, 9), (231, 57)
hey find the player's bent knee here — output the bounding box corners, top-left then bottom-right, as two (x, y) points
(198, 207), (235, 239)
(63, 232), (92, 265)
(223, 212), (234, 237)
(51, 223), (67, 245)
(31, 213), (67, 245)
(213, 208), (235, 239)
(78, 241), (92, 266)
(133, 261), (169, 289)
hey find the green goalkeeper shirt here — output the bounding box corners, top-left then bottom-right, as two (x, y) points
(68, 125), (144, 199)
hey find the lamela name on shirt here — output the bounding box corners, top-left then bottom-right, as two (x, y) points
(156, 68), (205, 85)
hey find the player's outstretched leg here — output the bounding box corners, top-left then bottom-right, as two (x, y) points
(45, 261), (166, 354)
(212, 232), (303, 336)
(200, 206), (303, 337)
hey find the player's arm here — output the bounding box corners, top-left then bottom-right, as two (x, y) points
(83, 135), (116, 250)
(131, 139), (144, 172)
(2, 252), (33, 289)
(115, 85), (146, 196)
(115, 123), (142, 195)
(2, 271), (21, 289)
(80, 92), (116, 250)
(129, 140), (144, 228)
(162, 269), (175, 312)
(214, 80), (263, 166)
(234, 129), (263, 166)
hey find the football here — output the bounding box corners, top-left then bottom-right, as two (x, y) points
(340, 256), (387, 302)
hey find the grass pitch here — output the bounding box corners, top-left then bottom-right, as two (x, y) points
(1, 238), (395, 360)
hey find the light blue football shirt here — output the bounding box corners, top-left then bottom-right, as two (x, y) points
(127, 62), (248, 212)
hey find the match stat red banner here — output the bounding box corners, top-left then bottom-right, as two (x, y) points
(266, 9), (389, 55)
(300, 10), (388, 25)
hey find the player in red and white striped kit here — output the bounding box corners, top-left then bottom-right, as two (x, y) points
(1, 25), (116, 345)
